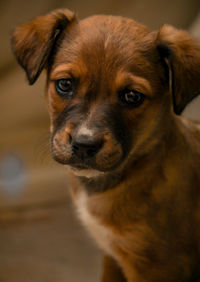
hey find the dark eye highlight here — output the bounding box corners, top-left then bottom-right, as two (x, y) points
(119, 89), (145, 107)
(55, 78), (75, 97)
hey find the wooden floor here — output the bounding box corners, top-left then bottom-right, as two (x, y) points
(0, 199), (101, 282)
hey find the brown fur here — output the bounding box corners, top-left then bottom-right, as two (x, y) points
(11, 9), (200, 281)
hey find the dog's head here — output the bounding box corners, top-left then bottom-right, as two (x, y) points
(12, 9), (200, 176)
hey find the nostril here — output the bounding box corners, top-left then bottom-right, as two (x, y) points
(72, 143), (80, 153)
(69, 134), (72, 144)
(87, 146), (100, 157)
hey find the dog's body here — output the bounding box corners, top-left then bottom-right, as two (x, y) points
(69, 116), (200, 282)
(12, 10), (200, 281)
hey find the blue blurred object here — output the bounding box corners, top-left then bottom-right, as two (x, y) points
(0, 153), (27, 196)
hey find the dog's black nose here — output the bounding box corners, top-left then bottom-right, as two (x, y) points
(72, 135), (103, 160)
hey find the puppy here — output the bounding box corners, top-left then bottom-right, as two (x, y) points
(11, 9), (200, 282)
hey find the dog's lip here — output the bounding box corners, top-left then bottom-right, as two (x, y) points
(71, 163), (89, 170)
(54, 155), (124, 172)
(52, 153), (97, 170)
(52, 150), (125, 172)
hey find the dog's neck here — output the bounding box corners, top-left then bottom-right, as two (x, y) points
(77, 170), (124, 194)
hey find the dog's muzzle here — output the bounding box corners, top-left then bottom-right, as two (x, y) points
(51, 122), (124, 172)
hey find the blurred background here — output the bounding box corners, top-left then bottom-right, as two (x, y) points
(0, 1), (200, 281)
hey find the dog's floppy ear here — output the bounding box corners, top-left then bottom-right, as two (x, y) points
(11, 9), (76, 85)
(156, 25), (200, 114)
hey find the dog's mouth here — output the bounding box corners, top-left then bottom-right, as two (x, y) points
(70, 163), (89, 170)
(52, 149), (121, 172)
(66, 161), (94, 171)
(68, 166), (106, 178)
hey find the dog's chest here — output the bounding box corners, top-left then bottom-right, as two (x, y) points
(74, 191), (115, 256)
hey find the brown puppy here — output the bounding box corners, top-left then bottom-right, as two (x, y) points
(11, 9), (200, 282)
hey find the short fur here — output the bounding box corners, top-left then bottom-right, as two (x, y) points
(12, 9), (200, 281)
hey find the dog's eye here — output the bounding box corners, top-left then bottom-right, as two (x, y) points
(55, 79), (74, 97)
(119, 89), (145, 106)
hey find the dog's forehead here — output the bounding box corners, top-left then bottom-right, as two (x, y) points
(78, 15), (150, 45)
(53, 15), (152, 73)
